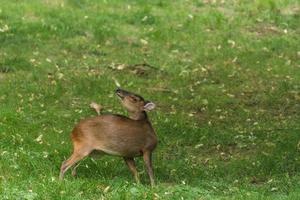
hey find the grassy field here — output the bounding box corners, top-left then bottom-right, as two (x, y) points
(0, 0), (300, 199)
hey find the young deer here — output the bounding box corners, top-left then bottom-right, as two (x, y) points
(59, 88), (157, 186)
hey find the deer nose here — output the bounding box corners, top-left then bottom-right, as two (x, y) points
(115, 88), (121, 94)
(115, 88), (126, 98)
(116, 88), (129, 95)
(115, 88), (131, 98)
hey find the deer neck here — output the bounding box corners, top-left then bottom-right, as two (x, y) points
(129, 111), (148, 121)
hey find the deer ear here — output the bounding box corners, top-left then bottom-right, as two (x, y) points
(143, 102), (156, 111)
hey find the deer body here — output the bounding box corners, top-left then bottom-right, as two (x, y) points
(72, 114), (157, 157)
(59, 89), (157, 186)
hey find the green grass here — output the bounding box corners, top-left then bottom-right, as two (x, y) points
(0, 0), (300, 199)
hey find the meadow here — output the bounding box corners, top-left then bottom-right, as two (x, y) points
(0, 0), (299, 199)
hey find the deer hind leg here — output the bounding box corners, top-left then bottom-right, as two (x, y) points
(59, 146), (92, 180)
(71, 162), (81, 177)
(71, 151), (104, 177)
(124, 157), (140, 184)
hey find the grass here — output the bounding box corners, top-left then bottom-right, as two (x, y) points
(0, 0), (300, 199)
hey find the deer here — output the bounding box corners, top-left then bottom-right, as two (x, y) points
(59, 88), (158, 186)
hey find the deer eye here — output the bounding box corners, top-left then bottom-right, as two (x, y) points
(130, 96), (138, 102)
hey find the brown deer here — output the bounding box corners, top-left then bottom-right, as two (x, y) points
(59, 88), (157, 186)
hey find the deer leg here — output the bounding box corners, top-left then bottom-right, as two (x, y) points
(71, 151), (103, 177)
(59, 149), (91, 180)
(124, 157), (140, 184)
(71, 162), (81, 177)
(143, 151), (155, 186)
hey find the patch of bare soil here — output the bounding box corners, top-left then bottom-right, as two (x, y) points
(280, 4), (300, 16)
(247, 23), (283, 37)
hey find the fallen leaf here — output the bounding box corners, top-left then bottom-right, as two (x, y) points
(35, 134), (43, 144)
(103, 186), (110, 193)
(140, 39), (148, 45)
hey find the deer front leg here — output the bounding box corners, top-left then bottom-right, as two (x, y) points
(143, 151), (155, 186)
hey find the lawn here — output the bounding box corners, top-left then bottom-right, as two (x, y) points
(0, 0), (300, 199)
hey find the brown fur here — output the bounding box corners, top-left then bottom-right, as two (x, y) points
(59, 89), (157, 186)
